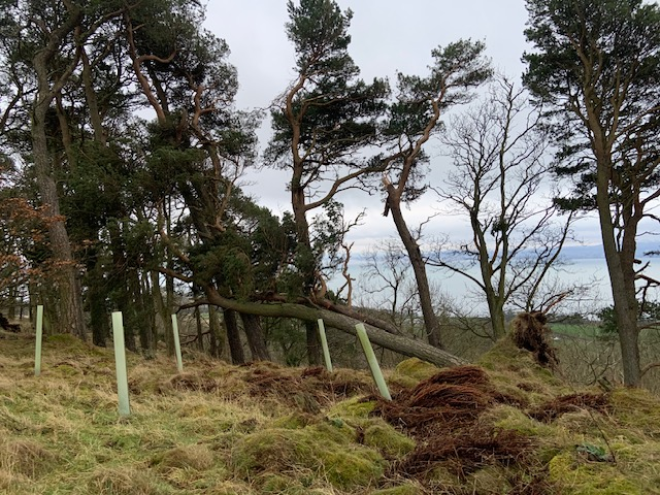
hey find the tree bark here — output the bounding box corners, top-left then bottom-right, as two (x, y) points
(32, 109), (87, 339)
(291, 179), (322, 365)
(195, 306), (205, 352)
(208, 305), (224, 358)
(385, 192), (443, 348)
(30, 2), (87, 339)
(240, 312), (271, 361)
(223, 308), (245, 364)
(205, 287), (466, 368)
(596, 160), (641, 386)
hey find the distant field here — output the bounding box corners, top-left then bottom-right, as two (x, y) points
(549, 323), (603, 338)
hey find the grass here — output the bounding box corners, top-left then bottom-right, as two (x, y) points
(2, 329), (660, 494)
(549, 322), (603, 338)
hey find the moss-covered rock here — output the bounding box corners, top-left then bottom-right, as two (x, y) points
(231, 422), (386, 490)
(479, 404), (559, 439)
(362, 419), (416, 458)
(479, 336), (559, 381)
(327, 396), (376, 420)
(269, 412), (318, 429)
(391, 358), (441, 387)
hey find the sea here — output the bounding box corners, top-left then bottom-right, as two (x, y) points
(332, 250), (660, 318)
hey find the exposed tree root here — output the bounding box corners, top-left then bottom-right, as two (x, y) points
(510, 311), (559, 368)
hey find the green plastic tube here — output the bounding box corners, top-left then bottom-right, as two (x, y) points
(355, 323), (392, 400)
(111, 311), (131, 417)
(171, 314), (183, 373)
(34, 305), (44, 376)
(317, 319), (333, 373)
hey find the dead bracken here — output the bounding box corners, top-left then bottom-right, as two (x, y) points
(374, 364), (540, 490)
(528, 393), (610, 423)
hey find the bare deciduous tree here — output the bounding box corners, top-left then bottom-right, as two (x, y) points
(432, 78), (576, 340)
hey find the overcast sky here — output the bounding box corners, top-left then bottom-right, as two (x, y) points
(201, 0), (610, 253)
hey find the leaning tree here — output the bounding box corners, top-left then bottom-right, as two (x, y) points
(266, 0), (390, 363)
(378, 40), (492, 348)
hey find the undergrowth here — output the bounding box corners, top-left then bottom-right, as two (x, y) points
(1, 329), (660, 494)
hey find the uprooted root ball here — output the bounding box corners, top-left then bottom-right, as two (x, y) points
(510, 312), (559, 368)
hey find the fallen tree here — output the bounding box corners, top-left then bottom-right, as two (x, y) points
(203, 286), (468, 368)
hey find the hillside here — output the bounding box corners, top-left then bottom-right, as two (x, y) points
(1, 329), (659, 495)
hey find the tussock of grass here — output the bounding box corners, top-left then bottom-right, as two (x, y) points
(82, 466), (162, 495)
(152, 444), (215, 471)
(231, 421), (386, 490)
(0, 439), (56, 479)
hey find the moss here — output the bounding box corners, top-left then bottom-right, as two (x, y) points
(479, 337), (561, 385)
(257, 473), (295, 492)
(466, 466), (512, 494)
(427, 465), (462, 487)
(363, 420), (416, 458)
(205, 481), (256, 495)
(479, 404), (558, 439)
(392, 358), (440, 386)
(231, 422), (386, 490)
(255, 471), (321, 494)
(548, 451), (642, 494)
(370, 482), (425, 495)
(555, 409), (606, 435)
(327, 396), (414, 460)
(327, 396), (376, 420)
(53, 362), (81, 376)
(269, 412), (318, 429)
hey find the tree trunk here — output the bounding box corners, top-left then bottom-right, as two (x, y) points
(89, 276), (109, 346)
(7, 287), (17, 320)
(30, 5), (87, 340)
(205, 287), (466, 368)
(596, 159), (641, 386)
(386, 194), (443, 348)
(195, 306), (204, 352)
(165, 257), (176, 355)
(208, 305), (224, 358)
(240, 312), (271, 361)
(223, 308), (245, 364)
(31, 117), (87, 339)
(599, 227), (641, 386)
(292, 183), (321, 364)
(137, 272), (156, 358)
(484, 284), (506, 340)
(151, 271), (173, 354)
